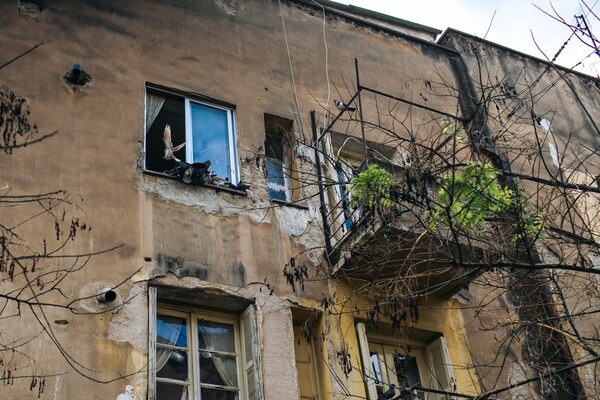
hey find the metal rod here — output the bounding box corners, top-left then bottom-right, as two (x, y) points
(311, 111), (333, 255)
(360, 85), (470, 123)
(576, 14), (600, 59)
(355, 58), (369, 161)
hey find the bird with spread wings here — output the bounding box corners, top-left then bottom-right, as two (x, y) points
(163, 124), (186, 162)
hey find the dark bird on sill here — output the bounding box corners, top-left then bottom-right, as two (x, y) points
(334, 99), (356, 112)
(165, 160), (211, 185)
(163, 124), (186, 162)
(182, 160), (211, 184)
(227, 180), (251, 191)
(378, 384), (396, 400)
(208, 172), (228, 187)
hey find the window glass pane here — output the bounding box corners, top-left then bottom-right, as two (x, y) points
(199, 353), (238, 387)
(394, 354), (421, 388)
(266, 159), (287, 201)
(198, 320), (236, 353)
(265, 135), (287, 201)
(156, 381), (189, 400)
(369, 351), (382, 384)
(157, 314), (188, 348)
(265, 135), (284, 160)
(156, 349), (189, 381)
(266, 158), (285, 185)
(200, 387), (239, 400)
(190, 102), (231, 180)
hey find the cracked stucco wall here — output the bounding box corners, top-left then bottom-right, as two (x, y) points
(0, 0), (471, 398)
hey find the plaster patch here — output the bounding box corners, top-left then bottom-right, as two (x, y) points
(108, 283), (148, 350)
(296, 143), (316, 163)
(137, 176), (273, 225)
(52, 375), (61, 400)
(116, 384), (136, 400)
(214, 0), (240, 16)
(508, 362), (532, 399)
(274, 206), (316, 237)
(18, 0), (44, 17)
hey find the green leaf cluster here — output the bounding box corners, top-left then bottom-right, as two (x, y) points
(428, 162), (513, 231)
(350, 164), (393, 209)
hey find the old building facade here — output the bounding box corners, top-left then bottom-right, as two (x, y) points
(1, 1), (598, 399)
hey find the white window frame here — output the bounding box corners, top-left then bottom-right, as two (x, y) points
(144, 86), (240, 184)
(149, 287), (263, 400)
(355, 322), (455, 400)
(184, 98), (239, 184)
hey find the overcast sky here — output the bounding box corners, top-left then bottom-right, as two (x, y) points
(330, 0), (599, 76)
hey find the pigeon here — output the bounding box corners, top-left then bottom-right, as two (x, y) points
(227, 180), (251, 191)
(163, 124), (186, 162)
(208, 172), (228, 186)
(334, 99), (356, 112)
(378, 384), (396, 400)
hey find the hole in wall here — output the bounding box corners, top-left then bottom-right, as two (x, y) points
(18, 0), (46, 17)
(63, 63), (93, 89)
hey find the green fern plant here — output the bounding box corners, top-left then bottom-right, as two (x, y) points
(350, 164), (394, 210)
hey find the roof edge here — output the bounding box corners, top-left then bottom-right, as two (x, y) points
(291, 0), (442, 36)
(438, 28), (600, 82)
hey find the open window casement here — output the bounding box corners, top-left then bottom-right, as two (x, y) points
(426, 336), (456, 400)
(356, 321), (455, 400)
(293, 325), (321, 400)
(148, 287), (264, 400)
(356, 322), (379, 400)
(321, 131), (350, 245)
(240, 305), (264, 400)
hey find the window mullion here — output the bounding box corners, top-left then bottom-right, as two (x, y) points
(185, 98), (193, 163)
(227, 110), (238, 183)
(190, 315), (200, 400)
(148, 287), (157, 400)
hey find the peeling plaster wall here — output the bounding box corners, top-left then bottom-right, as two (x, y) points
(0, 0), (470, 399)
(439, 31), (600, 399)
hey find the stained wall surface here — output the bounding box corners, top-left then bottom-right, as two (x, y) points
(0, 1), (497, 399)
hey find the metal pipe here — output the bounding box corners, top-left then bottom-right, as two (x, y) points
(311, 111), (333, 256)
(355, 58), (369, 161)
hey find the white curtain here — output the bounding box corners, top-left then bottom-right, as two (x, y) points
(156, 316), (188, 400)
(156, 317), (182, 372)
(199, 325), (238, 388)
(146, 93), (165, 132)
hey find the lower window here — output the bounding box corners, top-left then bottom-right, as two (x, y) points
(150, 288), (262, 400)
(356, 322), (455, 400)
(156, 310), (241, 400)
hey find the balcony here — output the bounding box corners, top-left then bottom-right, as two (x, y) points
(310, 63), (478, 298)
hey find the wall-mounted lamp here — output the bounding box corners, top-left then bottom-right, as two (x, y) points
(96, 288), (117, 303)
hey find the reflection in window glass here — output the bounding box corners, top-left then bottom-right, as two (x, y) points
(394, 354), (421, 389)
(157, 314), (187, 347)
(197, 320), (239, 396)
(190, 102), (231, 180)
(265, 135), (287, 201)
(156, 314), (190, 398)
(370, 351), (382, 384)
